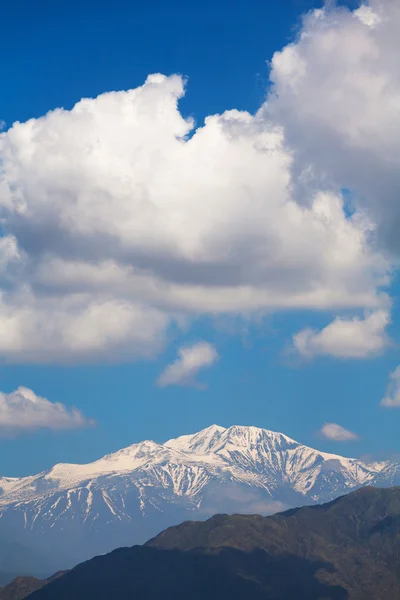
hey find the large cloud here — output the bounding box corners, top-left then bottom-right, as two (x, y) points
(0, 6), (396, 362)
(0, 387), (92, 433)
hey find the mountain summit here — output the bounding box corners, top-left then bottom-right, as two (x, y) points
(0, 425), (399, 575)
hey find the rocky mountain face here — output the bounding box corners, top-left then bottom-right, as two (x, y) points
(1, 425), (399, 574)
(27, 487), (400, 600)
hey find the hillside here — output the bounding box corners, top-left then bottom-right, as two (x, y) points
(27, 487), (400, 600)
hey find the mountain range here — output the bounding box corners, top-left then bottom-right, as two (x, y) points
(1, 424), (399, 577)
(27, 486), (400, 600)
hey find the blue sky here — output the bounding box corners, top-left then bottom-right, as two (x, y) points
(1, 0), (356, 126)
(1, 0), (399, 476)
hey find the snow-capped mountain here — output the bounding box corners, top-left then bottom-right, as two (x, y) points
(0, 424), (399, 573)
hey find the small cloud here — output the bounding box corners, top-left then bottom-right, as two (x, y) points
(354, 5), (381, 29)
(292, 310), (390, 360)
(319, 458), (344, 472)
(199, 481), (288, 516)
(0, 387), (94, 434)
(320, 422), (359, 442)
(381, 365), (400, 408)
(157, 341), (218, 388)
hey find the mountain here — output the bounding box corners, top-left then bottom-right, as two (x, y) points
(1, 424), (399, 574)
(27, 487), (400, 600)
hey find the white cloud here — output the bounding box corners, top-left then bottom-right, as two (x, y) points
(381, 366), (400, 408)
(267, 0), (400, 256)
(0, 292), (169, 364)
(320, 422), (359, 442)
(355, 5), (382, 29)
(157, 341), (218, 388)
(293, 310), (390, 359)
(0, 387), (93, 433)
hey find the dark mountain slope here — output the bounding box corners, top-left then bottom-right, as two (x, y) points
(149, 486), (400, 599)
(27, 545), (347, 600)
(150, 485), (400, 552)
(28, 487), (400, 600)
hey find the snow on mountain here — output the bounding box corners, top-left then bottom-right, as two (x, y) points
(165, 424), (228, 454)
(0, 424), (397, 573)
(0, 477), (23, 496)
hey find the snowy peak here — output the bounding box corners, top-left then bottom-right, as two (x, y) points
(0, 424), (367, 497)
(0, 424), (397, 507)
(165, 424), (226, 454)
(165, 424), (299, 456)
(220, 425), (299, 451)
(96, 439), (169, 470)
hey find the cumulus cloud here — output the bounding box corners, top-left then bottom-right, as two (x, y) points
(0, 387), (93, 433)
(320, 423), (359, 442)
(381, 366), (400, 408)
(157, 342), (218, 388)
(0, 75), (391, 363)
(267, 0), (400, 255)
(293, 310), (390, 359)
